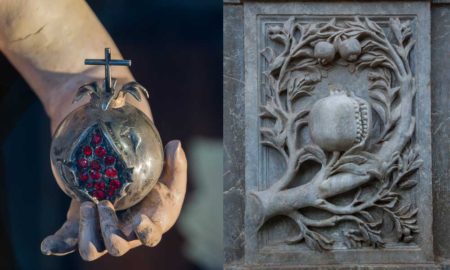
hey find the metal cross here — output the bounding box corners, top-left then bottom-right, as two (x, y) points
(85, 48), (131, 92)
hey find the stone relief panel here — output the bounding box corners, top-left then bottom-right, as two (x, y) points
(243, 2), (431, 266)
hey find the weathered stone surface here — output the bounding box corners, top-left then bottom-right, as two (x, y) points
(431, 4), (450, 261)
(224, 1), (437, 268)
(226, 265), (441, 270)
(224, 0), (241, 4)
(224, 4), (246, 266)
(432, 0), (450, 4)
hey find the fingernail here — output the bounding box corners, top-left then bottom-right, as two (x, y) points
(41, 247), (51, 255)
(170, 140), (181, 151)
(41, 239), (52, 255)
(165, 140), (181, 158)
(174, 140), (181, 148)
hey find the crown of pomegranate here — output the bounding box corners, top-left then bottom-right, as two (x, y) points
(73, 47), (149, 110)
(74, 79), (149, 111)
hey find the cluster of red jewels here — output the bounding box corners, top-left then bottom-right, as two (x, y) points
(75, 130), (129, 201)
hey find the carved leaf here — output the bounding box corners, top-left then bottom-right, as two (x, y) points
(331, 163), (367, 176)
(287, 58), (317, 73)
(267, 55), (286, 76)
(390, 18), (403, 45)
(304, 231), (334, 251)
(260, 124), (286, 149)
(302, 145), (327, 165)
(365, 17), (384, 36)
(397, 145), (423, 181)
(378, 197), (398, 209)
(359, 211), (376, 223)
(259, 97), (286, 120)
(405, 40), (416, 57)
(261, 47), (275, 63)
(283, 17), (296, 36)
(389, 203), (419, 242)
(291, 47), (314, 59)
(399, 179), (418, 190)
(287, 76), (317, 101)
(332, 155), (368, 173)
(345, 17), (365, 30)
(344, 225), (384, 249)
(367, 68), (402, 141)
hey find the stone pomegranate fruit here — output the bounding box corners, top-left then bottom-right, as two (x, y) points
(50, 49), (163, 210)
(314, 41), (336, 65)
(338, 38), (362, 62)
(308, 87), (371, 152)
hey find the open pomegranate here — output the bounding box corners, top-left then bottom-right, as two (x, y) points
(50, 49), (163, 210)
(308, 86), (371, 152)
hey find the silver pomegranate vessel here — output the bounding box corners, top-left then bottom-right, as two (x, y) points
(309, 86), (371, 152)
(50, 49), (164, 210)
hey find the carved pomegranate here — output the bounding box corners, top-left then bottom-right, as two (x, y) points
(308, 88), (371, 152)
(338, 38), (361, 62)
(314, 41), (336, 65)
(50, 49), (163, 210)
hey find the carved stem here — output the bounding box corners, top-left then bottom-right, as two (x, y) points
(302, 213), (367, 229)
(267, 149), (299, 192)
(251, 168), (376, 227)
(267, 115), (304, 192)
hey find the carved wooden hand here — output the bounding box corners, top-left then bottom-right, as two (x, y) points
(40, 140), (187, 261)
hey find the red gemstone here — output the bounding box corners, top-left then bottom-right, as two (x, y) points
(105, 155), (116, 165)
(78, 158), (88, 168)
(94, 182), (106, 190)
(83, 146), (93, 156)
(95, 146), (106, 158)
(105, 168), (118, 178)
(93, 190), (105, 200)
(108, 186), (116, 196)
(110, 179), (121, 188)
(90, 160), (101, 170)
(90, 170), (101, 180)
(92, 133), (102, 145)
(79, 171), (89, 181)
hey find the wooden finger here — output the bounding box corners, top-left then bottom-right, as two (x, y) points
(78, 201), (106, 261)
(40, 200), (80, 256)
(98, 200), (130, 256)
(132, 214), (162, 247)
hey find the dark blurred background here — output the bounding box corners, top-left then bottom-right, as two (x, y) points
(0, 0), (222, 269)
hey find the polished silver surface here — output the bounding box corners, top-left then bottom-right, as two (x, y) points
(50, 49), (163, 210)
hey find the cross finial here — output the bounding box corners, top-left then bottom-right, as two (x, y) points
(85, 48), (131, 93)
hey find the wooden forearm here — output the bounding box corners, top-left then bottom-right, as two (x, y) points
(0, 0), (152, 131)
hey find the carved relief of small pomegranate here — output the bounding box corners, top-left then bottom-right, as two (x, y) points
(308, 88), (371, 152)
(338, 38), (361, 62)
(314, 41), (336, 65)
